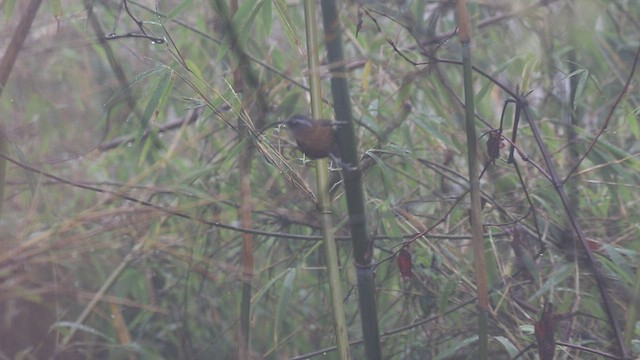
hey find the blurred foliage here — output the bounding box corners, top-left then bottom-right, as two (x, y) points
(1, 0), (639, 359)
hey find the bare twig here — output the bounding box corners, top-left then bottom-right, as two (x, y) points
(520, 100), (628, 358)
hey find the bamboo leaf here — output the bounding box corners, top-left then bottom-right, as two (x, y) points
(136, 67), (174, 145)
(433, 335), (478, 360)
(165, 0), (193, 22)
(493, 336), (519, 357)
(260, 0), (272, 36)
(529, 263), (573, 301)
(49, 0), (63, 22)
(52, 322), (113, 341)
(251, 269), (291, 308)
(274, 268), (296, 345)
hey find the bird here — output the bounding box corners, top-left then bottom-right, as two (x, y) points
(284, 114), (341, 160)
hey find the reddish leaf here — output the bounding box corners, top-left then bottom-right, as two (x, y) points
(586, 238), (603, 253)
(486, 129), (504, 161)
(397, 247), (413, 280)
(535, 302), (556, 360)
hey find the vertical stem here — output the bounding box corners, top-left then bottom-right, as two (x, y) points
(303, 3), (351, 359)
(229, 0), (255, 353)
(457, 1), (488, 358)
(565, 0), (580, 211)
(209, 1), (267, 357)
(239, 148), (253, 359)
(320, 1), (381, 358)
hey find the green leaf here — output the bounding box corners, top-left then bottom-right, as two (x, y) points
(52, 321), (113, 341)
(49, 0), (63, 21)
(365, 151), (394, 200)
(185, 59), (203, 80)
(433, 335), (478, 360)
(529, 263), (573, 301)
(413, 113), (449, 147)
(629, 106), (640, 139)
(230, 1), (263, 51)
(3, 0), (16, 18)
(215, 1), (262, 63)
(439, 276), (458, 316)
(105, 66), (166, 109)
(476, 56), (520, 104)
(418, 291), (437, 318)
(485, 232), (502, 294)
(493, 336), (519, 357)
(251, 269), (291, 308)
(165, 0), (193, 22)
(136, 67), (174, 145)
(598, 246), (633, 285)
(138, 131), (160, 165)
(260, 0), (272, 37)
(274, 268), (296, 345)
(567, 68), (588, 111)
(273, 0), (300, 48)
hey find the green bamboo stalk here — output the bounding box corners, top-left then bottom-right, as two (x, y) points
(565, 0), (580, 212)
(319, 1), (381, 359)
(0, 126), (5, 222)
(457, 1), (488, 358)
(303, 2), (351, 359)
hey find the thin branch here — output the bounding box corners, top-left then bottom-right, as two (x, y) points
(0, 152), (316, 241)
(521, 101), (628, 358)
(98, 107), (202, 151)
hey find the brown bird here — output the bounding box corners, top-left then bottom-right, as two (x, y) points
(284, 114), (341, 160)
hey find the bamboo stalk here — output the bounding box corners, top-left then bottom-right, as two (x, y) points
(303, 2), (351, 359)
(320, 1), (381, 358)
(457, 1), (488, 358)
